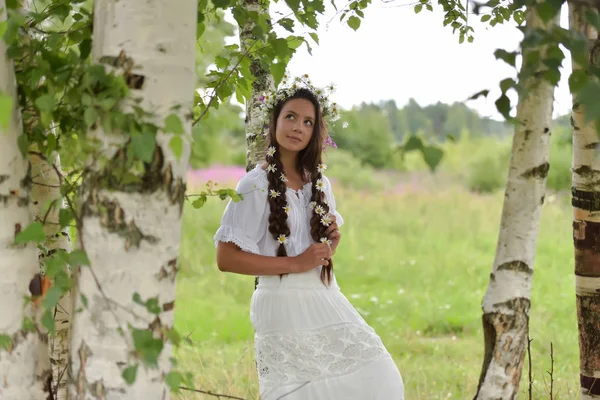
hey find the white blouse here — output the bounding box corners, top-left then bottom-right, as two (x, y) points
(213, 164), (344, 287)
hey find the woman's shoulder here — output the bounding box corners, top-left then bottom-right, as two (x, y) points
(236, 164), (269, 194)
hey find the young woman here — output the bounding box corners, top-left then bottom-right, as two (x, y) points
(214, 78), (404, 399)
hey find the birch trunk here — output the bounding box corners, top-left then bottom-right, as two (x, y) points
(29, 148), (72, 400)
(474, 7), (557, 399)
(569, 2), (600, 398)
(68, 0), (196, 398)
(239, 0), (275, 171)
(0, 1), (47, 399)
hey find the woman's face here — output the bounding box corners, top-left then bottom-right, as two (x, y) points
(275, 98), (316, 153)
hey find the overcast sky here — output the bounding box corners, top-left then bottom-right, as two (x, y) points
(242, 1), (572, 122)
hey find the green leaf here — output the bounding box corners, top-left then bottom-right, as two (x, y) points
(79, 38), (92, 60)
(414, 4), (423, 13)
(468, 89), (489, 100)
(35, 94), (56, 113)
(278, 18), (295, 32)
(169, 136), (183, 160)
(309, 32), (319, 45)
(166, 328), (182, 347)
(84, 107), (97, 128)
(164, 114), (185, 135)
(500, 78), (516, 94)
(569, 69), (588, 94)
(270, 62), (286, 87)
(347, 16), (361, 31)
(495, 94), (511, 120)
(80, 294), (88, 308)
(481, 14), (491, 22)
(59, 209), (74, 229)
(131, 131), (156, 163)
(214, 56), (229, 70)
(165, 371), (183, 391)
(197, 22), (205, 39)
(0, 92), (12, 130)
(69, 249), (90, 266)
(42, 309), (55, 333)
(122, 364), (138, 385)
(132, 293), (144, 308)
(494, 49), (516, 67)
(14, 222), (45, 244)
(192, 194), (207, 208)
(0, 21), (7, 39)
(403, 135), (423, 152)
(0, 334), (12, 350)
(43, 287), (63, 309)
(146, 298), (161, 314)
(132, 328), (164, 366)
(535, 1), (561, 23)
(213, 0), (231, 8)
(53, 4), (71, 22)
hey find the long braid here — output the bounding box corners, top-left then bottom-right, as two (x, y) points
(309, 159), (333, 286)
(266, 143), (291, 271)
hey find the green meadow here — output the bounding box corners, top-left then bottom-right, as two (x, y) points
(173, 135), (580, 400)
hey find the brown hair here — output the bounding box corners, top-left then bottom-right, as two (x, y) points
(265, 88), (334, 285)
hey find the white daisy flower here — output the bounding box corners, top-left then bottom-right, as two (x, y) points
(315, 179), (327, 192)
(269, 189), (280, 198)
(277, 234), (289, 244)
(314, 205), (325, 216)
(309, 201), (317, 210)
(283, 204), (291, 214)
(317, 163), (327, 173)
(267, 164), (276, 173)
(343, 121), (349, 129)
(267, 146), (276, 158)
(280, 173), (288, 182)
(320, 237), (332, 246)
(321, 214), (333, 227)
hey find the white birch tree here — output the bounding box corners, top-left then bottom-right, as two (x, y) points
(67, 0), (196, 398)
(0, 1), (49, 398)
(475, 5), (558, 399)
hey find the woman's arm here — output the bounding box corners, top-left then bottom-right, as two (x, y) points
(216, 242), (331, 275)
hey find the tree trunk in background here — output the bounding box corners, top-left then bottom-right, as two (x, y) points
(29, 148), (72, 400)
(474, 6), (557, 400)
(239, 0), (275, 172)
(0, 1), (48, 398)
(68, 0), (196, 398)
(569, 2), (600, 398)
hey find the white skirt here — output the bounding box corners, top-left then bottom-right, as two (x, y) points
(251, 270), (404, 400)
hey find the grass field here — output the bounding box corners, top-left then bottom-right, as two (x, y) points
(173, 167), (580, 400)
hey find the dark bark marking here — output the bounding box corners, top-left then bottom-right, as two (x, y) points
(573, 188), (600, 212)
(521, 162), (549, 179)
(497, 261), (533, 276)
(162, 301), (175, 312)
(585, 142), (600, 149)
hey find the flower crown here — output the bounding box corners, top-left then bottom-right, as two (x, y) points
(253, 73), (344, 149)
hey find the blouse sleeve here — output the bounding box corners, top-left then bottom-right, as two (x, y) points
(213, 172), (267, 254)
(322, 175), (344, 228)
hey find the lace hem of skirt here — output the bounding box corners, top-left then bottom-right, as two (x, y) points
(255, 322), (389, 388)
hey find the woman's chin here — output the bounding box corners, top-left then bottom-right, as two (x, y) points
(281, 141), (307, 152)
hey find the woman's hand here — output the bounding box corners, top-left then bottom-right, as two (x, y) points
(292, 243), (332, 273)
(325, 214), (341, 255)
